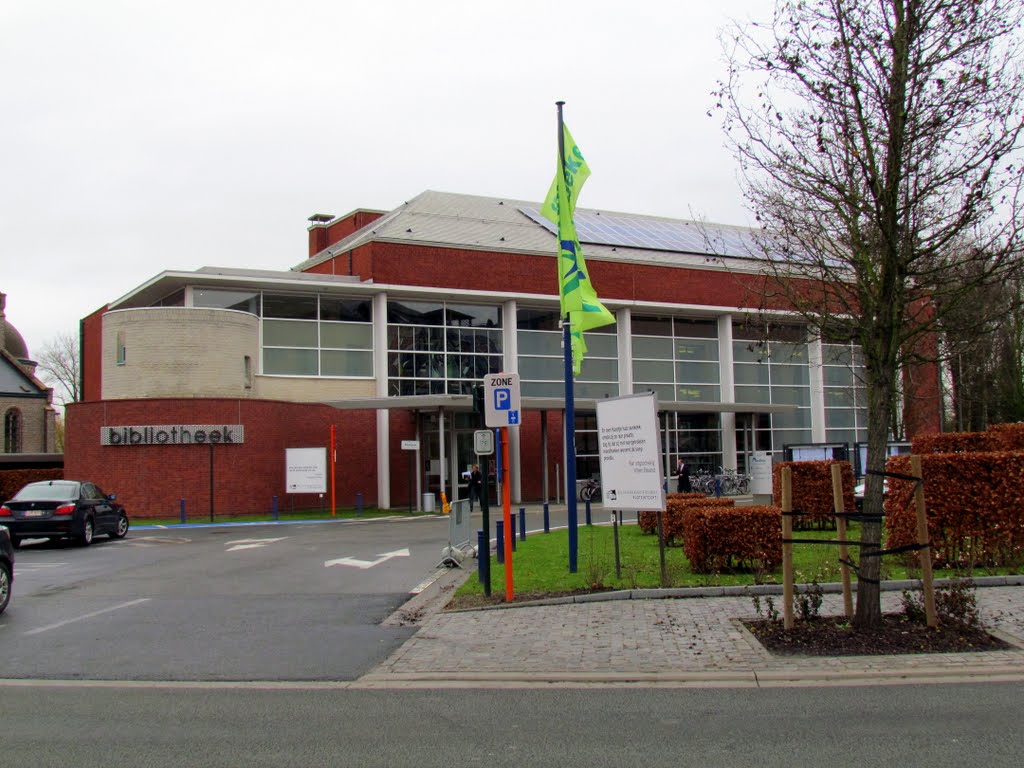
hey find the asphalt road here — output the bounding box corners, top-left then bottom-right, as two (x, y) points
(1, 515), (455, 681)
(1, 683), (1021, 767)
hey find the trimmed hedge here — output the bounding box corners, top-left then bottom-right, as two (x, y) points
(911, 432), (994, 454)
(1, 469), (64, 503)
(885, 451), (1024, 568)
(639, 495), (734, 545)
(682, 505), (783, 574)
(772, 460), (856, 529)
(911, 422), (1024, 454)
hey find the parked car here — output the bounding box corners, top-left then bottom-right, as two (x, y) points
(854, 479), (890, 511)
(0, 525), (12, 614)
(0, 480), (129, 548)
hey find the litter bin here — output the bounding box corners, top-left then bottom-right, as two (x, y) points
(422, 493), (436, 513)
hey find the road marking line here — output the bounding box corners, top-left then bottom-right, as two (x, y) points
(225, 537), (288, 552)
(324, 548), (410, 569)
(23, 598), (151, 636)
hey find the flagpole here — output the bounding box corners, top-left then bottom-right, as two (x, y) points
(557, 100), (579, 574)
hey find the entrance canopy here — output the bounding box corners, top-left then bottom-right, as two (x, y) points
(321, 394), (797, 415)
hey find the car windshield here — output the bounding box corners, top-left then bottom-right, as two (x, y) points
(12, 481), (80, 502)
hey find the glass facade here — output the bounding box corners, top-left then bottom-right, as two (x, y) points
(192, 289), (373, 377)
(733, 322), (812, 449)
(516, 309), (618, 399)
(386, 300), (503, 395)
(181, 285), (875, 476)
(632, 315), (720, 402)
(822, 341), (869, 445)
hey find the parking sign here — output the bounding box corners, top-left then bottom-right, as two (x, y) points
(483, 372), (521, 428)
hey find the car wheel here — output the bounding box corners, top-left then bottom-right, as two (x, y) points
(78, 518), (94, 547)
(111, 513), (129, 539)
(0, 561), (11, 614)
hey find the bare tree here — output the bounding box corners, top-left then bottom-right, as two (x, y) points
(36, 331), (81, 406)
(716, 0), (1024, 626)
(944, 278), (1024, 429)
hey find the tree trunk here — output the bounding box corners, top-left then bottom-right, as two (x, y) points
(854, 365), (894, 628)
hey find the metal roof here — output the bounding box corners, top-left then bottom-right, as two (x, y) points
(294, 190), (767, 274)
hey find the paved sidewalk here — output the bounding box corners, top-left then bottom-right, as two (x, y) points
(360, 579), (1024, 688)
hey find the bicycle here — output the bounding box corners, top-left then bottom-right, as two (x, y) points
(579, 477), (601, 502)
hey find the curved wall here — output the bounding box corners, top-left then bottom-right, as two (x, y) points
(102, 308), (259, 399)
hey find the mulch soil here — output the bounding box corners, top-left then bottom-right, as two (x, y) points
(744, 614), (1012, 656)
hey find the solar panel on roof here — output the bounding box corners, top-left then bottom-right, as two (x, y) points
(519, 207), (761, 259)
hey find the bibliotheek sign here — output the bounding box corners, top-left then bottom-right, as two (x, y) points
(101, 425), (245, 446)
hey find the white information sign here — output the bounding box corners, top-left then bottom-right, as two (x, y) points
(401, 440), (420, 451)
(285, 447), (327, 493)
(596, 393), (666, 511)
(474, 430), (495, 455)
(483, 372), (522, 428)
(749, 451), (774, 495)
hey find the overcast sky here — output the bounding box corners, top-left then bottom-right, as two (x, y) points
(2, 0), (765, 355)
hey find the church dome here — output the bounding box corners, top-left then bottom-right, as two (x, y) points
(0, 292), (31, 361)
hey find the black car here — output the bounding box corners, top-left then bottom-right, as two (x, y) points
(0, 480), (129, 548)
(0, 526), (12, 614)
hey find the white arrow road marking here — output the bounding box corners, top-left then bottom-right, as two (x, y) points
(324, 548), (410, 569)
(225, 537), (288, 552)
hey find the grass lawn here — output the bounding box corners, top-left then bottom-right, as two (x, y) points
(455, 521), (1019, 604)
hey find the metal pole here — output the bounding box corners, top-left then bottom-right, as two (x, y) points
(209, 443), (214, 523)
(557, 100), (579, 574)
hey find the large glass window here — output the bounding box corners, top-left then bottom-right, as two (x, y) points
(822, 341), (868, 445)
(387, 300), (503, 396)
(632, 315), (719, 402)
(733, 321), (812, 449)
(258, 294), (373, 377)
(663, 412), (722, 474)
(516, 308), (618, 399)
(193, 289), (259, 315)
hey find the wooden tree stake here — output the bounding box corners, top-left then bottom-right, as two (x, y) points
(781, 466), (794, 630)
(830, 463), (854, 619)
(911, 455), (938, 627)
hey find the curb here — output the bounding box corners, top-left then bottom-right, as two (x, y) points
(445, 574), (1024, 612)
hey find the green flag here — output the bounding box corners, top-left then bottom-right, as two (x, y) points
(541, 123), (615, 375)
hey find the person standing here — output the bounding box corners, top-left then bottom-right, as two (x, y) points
(468, 464), (483, 511)
(676, 458), (691, 493)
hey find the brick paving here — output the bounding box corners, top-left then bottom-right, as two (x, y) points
(361, 585), (1024, 686)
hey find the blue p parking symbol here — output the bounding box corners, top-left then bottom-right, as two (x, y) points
(493, 388), (511, 411)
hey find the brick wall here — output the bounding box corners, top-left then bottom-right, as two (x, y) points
(65, 398), (378, 518)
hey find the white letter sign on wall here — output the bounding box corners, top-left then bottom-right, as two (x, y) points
(286, 448), (327, 494)
(596, 393), (666, 512)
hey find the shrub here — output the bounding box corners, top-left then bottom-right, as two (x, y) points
(900, 579), (981, 629)
(885, 452), (1024, 568)
(640, 496), (734, 544)
(772, 460), (855, 529)
(911, 432), (995, 454)
(682, 505), (782, 574)
(0, 469), (64, 502)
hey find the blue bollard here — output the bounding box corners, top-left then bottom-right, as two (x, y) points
(585, 497), (592, 526)
(272, 495), (279, 521)
(477, 529), (488, 585)
(519, 508), (526, 541)
(356, 492), (364, 516)
(179, 498), (186, 525)
(543, 502), (550, 533)
(511, 521), (517, 552)
(496, 521), (505, 564)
